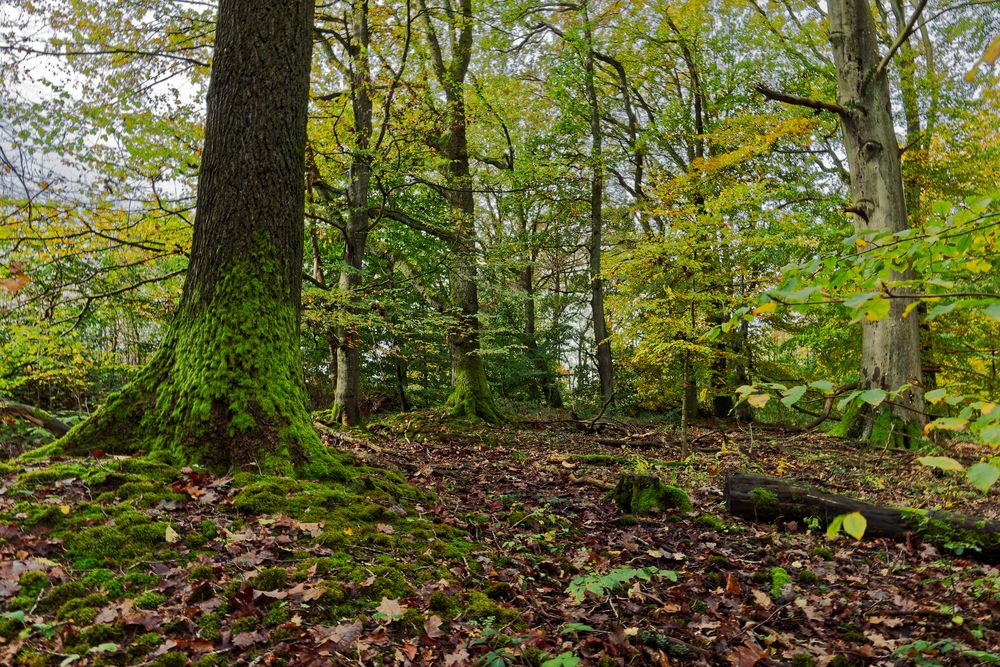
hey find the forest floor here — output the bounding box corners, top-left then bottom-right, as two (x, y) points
(1, 411), (999, 667)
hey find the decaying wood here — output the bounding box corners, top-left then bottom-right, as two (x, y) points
(0, 400), (71, 437)
(725, 473), (1000, 562)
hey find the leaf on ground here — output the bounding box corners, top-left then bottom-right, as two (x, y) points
(424, 614), (445, 638)
(727, 639), (769, 667)
(375, 597), (406, 621)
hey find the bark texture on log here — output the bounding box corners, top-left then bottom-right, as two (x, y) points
(0, 401), (71, 437)
(725, 473), (1000, 562)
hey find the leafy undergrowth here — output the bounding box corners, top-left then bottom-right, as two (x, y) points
(1, 413), (998, 666)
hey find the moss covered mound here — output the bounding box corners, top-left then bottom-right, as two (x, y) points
(611, 474), (693, 515)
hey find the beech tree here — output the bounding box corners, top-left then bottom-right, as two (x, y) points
(58, 0), (346, 477)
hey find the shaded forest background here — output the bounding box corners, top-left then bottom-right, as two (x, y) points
(1, 0), (998, 456)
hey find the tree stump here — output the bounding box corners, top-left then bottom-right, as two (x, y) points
(725, 472), (1000, 563)
(612, 474), (692, 515)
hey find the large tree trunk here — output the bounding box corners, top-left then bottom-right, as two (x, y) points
(419, 0), (502, 422)
(58, 0), (346, 479)
(582, 6), (614, 405)
(725, 473), (1000, 563)
(829, 0), (924, 439)
(333, 0), (373, 427)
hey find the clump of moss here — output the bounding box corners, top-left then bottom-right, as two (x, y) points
(484, 582), (513, 600)
(249, 567), (288, 591)
(123, 572), (160, 591)
(231, 617), (259, 634)
(38, 581), (86, 612)
(697, 513), (728, 532)
(15, 462), (89, 487)
(611, 476), (692, 515)
(57, 593), (106, 621)
(189, 565), (215, 581)
(149, 651), (188, 667)
(80, 623), (123, 646)
(808, 546), (834, 560)
(791, 653), (817, 667)
(691, 599), (709, 614)
(770, 567), (792, 598)
(708, 555), (731, 569)
(264, 605), (289, 627)
(135, 591), (166, 610)
(428, 590), (460, 618)
(0, 615), (24, 640)
(196, 612), (222, 641)
(749, 487), (778, 506)
(14, 648), (47, 667)
(798, 569), (819, 584)
(464, 591), (523, 628)
(13, 570), (50, 606)
(65, 512), (168, 567)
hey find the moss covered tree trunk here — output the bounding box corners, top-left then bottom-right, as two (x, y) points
(419, 0), (502, 422)
(58, 0), (346, 479)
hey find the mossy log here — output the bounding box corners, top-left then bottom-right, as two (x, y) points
(612, 474), (693, 515)
(725, 473), (1000, 563)
(0, 400), (70, 437)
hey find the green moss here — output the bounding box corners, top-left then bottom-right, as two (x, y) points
(196, 612), (222, 641)
(0, 616), (24, 640)
(134, 591), (166, 610)
(15, 462), (89, 487)
(829, 654), (854, 667)
(770, 567), (792, 598)
(696, 513), (728, 531)
(14, 442), (62, 464)
(464, 591), (523, 628)
(79, 623), (123, 646)
(691, 599), (709, 614)
(445, 362), (505, 423)
(612, 477), (692, 515)
(57, 593), (106, 619)
(196, 655), (230, 667)
(249, 567), (288, 591)
(264, 605), (289, 627)
(571, 454), (619, 465)
(428, 590), (460, 618)
(798, 569), (819, 584)
(484, 582), (513, 600)
(17, 570), (49, 598)
(149, 651), (189, 667)
(123, 572), (160, 591)
(902, 508), (1000, 556)
(56, 254), (351, 481)
(200, 519), (219, 540)
(706, 571), (723, 587)
(189, 566), (215, 581)
(791, 654), (816, 667)
(38, 581), (86, 612)
(749, 487), (778, 506)
(66, 517), (167, 567)
(231, 617), (259, 633)
(95, 481), (184, 507)
(14, 648), (47, 667)
(708, 555), (731, 569)
(808, 546), (834, 560)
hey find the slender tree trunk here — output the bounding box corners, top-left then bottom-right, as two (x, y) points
(582, 6), (614, 405)
(58, 0), (345, 479)
(333, 0), (373, 426)
(829, 0), (924, 438)
(520, 263), (563, 409)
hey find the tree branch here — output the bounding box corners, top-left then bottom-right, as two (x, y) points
(754, 83), (847, 116)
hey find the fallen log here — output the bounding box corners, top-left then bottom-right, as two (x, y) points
(0, 400), (71, 438)
(725, 472), (1000, 563)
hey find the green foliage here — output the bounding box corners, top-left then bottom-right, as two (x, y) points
(566, 567), (677, 604)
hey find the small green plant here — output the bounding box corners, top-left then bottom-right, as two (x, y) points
(770, 567), (792, 598)
(566, 567), (677, 604)
(892, 639), (1000, 666)
(748, 487), (777, 506)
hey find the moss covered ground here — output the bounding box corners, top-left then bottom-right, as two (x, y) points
(1, 415), (999, 665)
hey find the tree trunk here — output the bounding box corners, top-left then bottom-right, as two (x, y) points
(419, 0), (502, 422)
(580, 6), (614, 405)
(829, 0), (924, 438)
(333, 0), (373, 427)
(58, 0), (346, 479)
(521, 264), (563, 409)
(725, 473), (1000, 563)
(0, 400), (70, 438)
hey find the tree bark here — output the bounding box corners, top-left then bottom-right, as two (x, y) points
(58, 0), (346, 479)
(0, 400), (70, 438)
(828, 0), (924, 438)
(581, 2), (614, 405)
(333, 0), (374, 427)
(419, 0), (502, 422)
(725, 473), (1000, 562)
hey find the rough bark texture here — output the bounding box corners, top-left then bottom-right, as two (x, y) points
(333, 0), (373, 427)
(58, 0), (347, 479)
(420, 0), (502, 422)
(829, 0), (924, 437)
(726, 473), (1000, 562)
(582, 5), (614, 405)
(0, 400), (70, 437)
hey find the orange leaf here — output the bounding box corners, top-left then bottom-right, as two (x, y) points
(727, 640), (770, 667)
